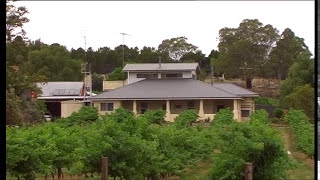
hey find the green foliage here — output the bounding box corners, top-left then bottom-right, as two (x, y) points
(214, 19), (279, 80)
(281, 84), (314, 120)
(6, 107), (217, 179)
(107, 67), (127, 81)
(280, 53), (314, 99)
(255, 97), (279, 107)
(141, 109), (166, 125)
(6, 90), (23, 125)
(250, 109), (269, 125)
(6, 126), (58, 180)
(33, 100), (48, 114)
(198, 69), (208, 81)
(208, 119), (293, 180)
(174, 109), (199, 128)
(106, 107), (134, 123)
(211, 108), (234, 126)
(57, 106), (99, 127)
(69, 106), (99, 122)
(268, 28), (311, 80)
(26, 44), (84, 81)
(6, 64), (47, 125)
(92, 73), (104, 92)
(274, 108), (284, 119)
(285, 109), (314, 157)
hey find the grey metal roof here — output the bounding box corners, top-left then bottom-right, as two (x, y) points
(91, 79), (242, 100)
(212, 83), (259, 97)
(36, 82), (84, 97)
(123, 63), (199, 72)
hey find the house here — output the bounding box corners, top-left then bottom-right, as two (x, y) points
(90, 62), (259, 122)
(36, 82), (89, 118)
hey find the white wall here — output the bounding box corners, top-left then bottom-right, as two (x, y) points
(128, 72), (145, 84)
(182, 71), (192, 78)
(127, 70), (195, 84)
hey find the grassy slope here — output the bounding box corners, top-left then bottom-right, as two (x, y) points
(275, 126), (314, 180)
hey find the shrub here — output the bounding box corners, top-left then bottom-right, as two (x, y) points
(208, 121), (293, 180)
(211, 108), (234, 126)
(285, 109), (314, 157)
(255, 97), (279, 107)
(274, 108), (284, 118)
(107, 107), (134, 123)
(69, 106), (99, 122)
(141, 109), (166, 125)
(250, 109), (269, 125)
(174, 109), (199, 128)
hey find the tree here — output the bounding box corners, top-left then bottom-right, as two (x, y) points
(6, 0), (29, 43)
(213, 19), (279, 87)
(26, 44), (84, 81)
(158, 36), (198, 61)
(282, 84), (314, 119)
(91, 73), (104, 92)
(136, 46), (161, 63)
(279, 53), (314, 99)
(107, 67), (127, 81)
(181, 50), (209, 69)
(6, 36), (29, 65)
(268, 28), (311, 80)
(71, 47), (86, 61)
(114, 45), (139, 65)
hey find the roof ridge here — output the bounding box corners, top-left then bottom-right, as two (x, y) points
(92, 79), (147, 98)
(196, 80), (241, 97)
(212, 83), (258, 94)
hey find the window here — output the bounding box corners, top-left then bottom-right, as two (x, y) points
(187, 101), (194, 109)
(217, 105), (225, 112)
(165, 73), (183, 78)
(241, 110), (250, 117)
(175, 104), (182, 109)
(100, 103), (114, 111)
(137, 74), (158, 79)
(140, 102), (148, 114)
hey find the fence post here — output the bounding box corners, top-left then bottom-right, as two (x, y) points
(244, 162), (253, 180)
(101, 157), (108, 180)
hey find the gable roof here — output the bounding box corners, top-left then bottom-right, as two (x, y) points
(212, 83), (259, 97)
(36, 82), (84, 97)
(91, 78), (243, 100)
(123, 63), (199, 72)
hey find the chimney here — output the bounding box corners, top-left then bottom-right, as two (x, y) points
(158, 56), (161, 68)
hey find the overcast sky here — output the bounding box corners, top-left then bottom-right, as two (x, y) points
(14, 1), (315, 56)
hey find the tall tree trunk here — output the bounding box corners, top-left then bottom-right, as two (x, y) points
(246, 78), (252, 89)
(51, 172), (55, 179)
(57, 167), (63, 179)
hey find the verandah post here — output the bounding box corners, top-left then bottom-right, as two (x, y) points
(244, 162), (253, 180)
